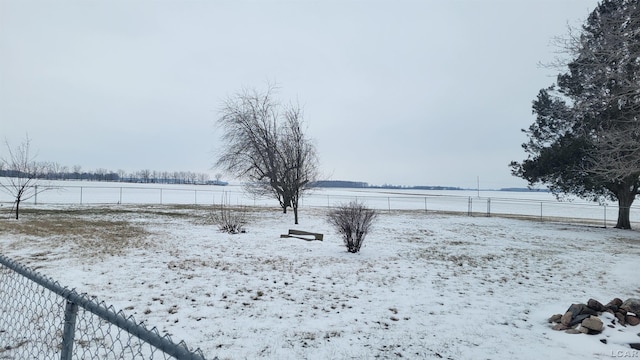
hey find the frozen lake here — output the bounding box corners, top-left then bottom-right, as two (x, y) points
(1, 179), (637, 226)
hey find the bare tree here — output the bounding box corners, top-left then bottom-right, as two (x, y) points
(197, 173), (209, 184)
(541, 1), (640, 181)
(215, 85), (318, 224)
(279, 104), (319, 224)
(43, 161), (61, 180)
(140, 169), (151, 183)
(72, 165), (82, 179)
(580, 2), (640, 184)
(0, 136), (50, 219)
(589, 123), (640, 182)
(117, 169), (127, 181)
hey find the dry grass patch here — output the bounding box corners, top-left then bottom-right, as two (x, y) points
(0, 208), (153, 258)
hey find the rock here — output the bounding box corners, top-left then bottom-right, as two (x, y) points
(565, 328), (582, 334)
(627, 315), (640, 326)
(582, 316), (604, 333)
(572, 314), (593, 326)
(607, 305), (619, 313)
(600, 339), (607, 344)
(548, 314), (563, 323)
(552, 323), (569, 331)
(561, 304), (599, 326)
(567, 303), (598, 317)
(579, 326), (589, 334)
(631, 343), (640, 350)
(561, 312), (574, 326)
(616, 312), (627, 325)
(621, 299), (640, 315)
(587, 299), (605, 312)
(607, 298), (624, 308)
(619, 308), (629, 316)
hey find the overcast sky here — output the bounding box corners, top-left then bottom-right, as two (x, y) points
(1, 0), (600, 189)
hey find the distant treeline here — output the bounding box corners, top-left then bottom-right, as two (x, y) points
(0, 166), (227, 186)
(311, 180), (369, 188)
(498, 187), (550, 192)
(311, 180), (463, 191)
(311, 181), (550, 192)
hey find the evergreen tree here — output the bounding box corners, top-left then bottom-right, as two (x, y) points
(511, 0), (640, 229)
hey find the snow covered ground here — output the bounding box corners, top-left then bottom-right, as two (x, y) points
(0, 201), (640, 359)
(1, 203), (640, 359)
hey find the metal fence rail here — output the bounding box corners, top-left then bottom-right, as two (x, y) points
(0, 255), (208, 360)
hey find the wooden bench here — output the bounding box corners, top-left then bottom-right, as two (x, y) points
(280, 229), (323, 241)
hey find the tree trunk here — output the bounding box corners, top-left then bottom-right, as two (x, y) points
(15, 199), (20, 220)
(615, 187), (635, 229)
(293, 204), (299, 225)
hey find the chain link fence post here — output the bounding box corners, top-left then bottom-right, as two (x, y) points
(486, 198), (491, 217)
(540, 202), (543, 222)
(60, 300), (79, 360)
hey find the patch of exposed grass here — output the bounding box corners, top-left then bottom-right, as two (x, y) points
(0, 204), (298, 259)
(0, 208), (153, 258)
(6, 205), (194, 219)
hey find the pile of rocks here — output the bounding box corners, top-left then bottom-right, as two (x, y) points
(549, 298), (640, 348)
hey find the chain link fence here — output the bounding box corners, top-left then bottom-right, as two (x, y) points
(0, 255), (209, 360)
(1, 182), (639, 226)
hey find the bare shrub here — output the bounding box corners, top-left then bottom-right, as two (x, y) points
(327, 201), (377, 253)
(212, 204), (246, 234)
